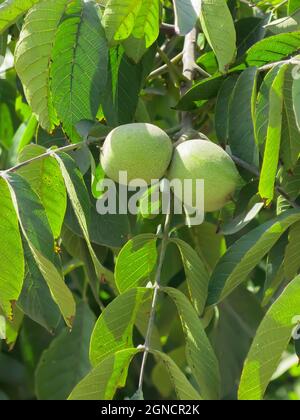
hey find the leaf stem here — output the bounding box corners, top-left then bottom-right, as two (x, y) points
(1, 137), (105, 175)
(259, 57), (300, 73)
(138, 199), (172, 392)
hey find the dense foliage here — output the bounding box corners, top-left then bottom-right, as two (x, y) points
(1, 0), (300, 401)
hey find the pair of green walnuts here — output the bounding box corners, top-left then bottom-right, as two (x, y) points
(101, 123), (240, 212)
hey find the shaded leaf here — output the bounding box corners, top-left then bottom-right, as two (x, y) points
(102, 44), (155, 126)
(18, 239), (61, 332)
(208, 209), (300, 306)
(170, 238), (209, 315)
(54, 153), (115, 289)
(36, 303), (96, 400)
(6, 172), (75, 327)
(284, 221), (300, 280)
(215, 76), (238, 144)
(228, 67), (259, 166)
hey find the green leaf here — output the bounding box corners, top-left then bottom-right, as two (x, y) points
(5, 172), (75, 328)
(186, 222), (227, 272)
(123, 36), (147, 63)
(239, 275), (300, 400)
(215, 76), (238, 144)
(170, 238), (209, 316)
(0, 305), (23, 348)
(292, 70), (300, 133)
(219, 202), (265, 236)
(208, 209), (300, 306)
(0, 176), (24, 318)
(288, 0), (300, 14)
(256, 65), (282, 150)
(228, 67), (259, 166)
(246, 32), (300, 66)
(284, 221), (300, 280)
(65, 199), (130, 248)
(151, 350), (202, 400)
(115, 234), (158, 293)
(0, 103), (14, 149)
(54, 153), (115, 289)
(266, 9), (300, 34)
(209, 287), (264, 399)
(68, 348), (141, 400)
(17, 114), (38, 154)
(0, 0), (40, 34)
(176, 73), (225, 111)
(0, 30), (7, 57)
(236, 17), (268, 58)
(14, 0), (68, 131)
(163, 287), (220, 400)
(103, 0), (142, 43)
(18, 239), (61, 332)
(102, 44), (156, 126)
(277, 160), (300, 213)
(281, 65), (300, 169)
(173, 0), (201, 35)
(90, 288), (152, 367)
(200, 0), (236, 72)
(263, 234), (288, 306)
(259, 65), (288, 201)
(36, 303), (95, 400)
(17, 145), (67, 239)
(61, 226), (105, 305)
(132, 0), (160, 47)
(51, 0), (108, 142)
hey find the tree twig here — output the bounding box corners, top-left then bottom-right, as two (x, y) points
(147, 52), (183, 80)
(180, 28), (200, 134)
(160, 23), (176, 37)
(230, 154), (300, 210)
(1, 136), (105, 175)
(138, 200), (172, 392)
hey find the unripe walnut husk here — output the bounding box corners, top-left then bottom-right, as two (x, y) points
(167, 139), (240, 212)
(101, 123), (173, 186)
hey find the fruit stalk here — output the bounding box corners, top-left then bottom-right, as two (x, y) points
(138, 198), (172, 393)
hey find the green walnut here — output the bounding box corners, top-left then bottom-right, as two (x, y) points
(101, 123), (173, 186)
(167, 139), (240, 212)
